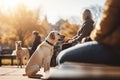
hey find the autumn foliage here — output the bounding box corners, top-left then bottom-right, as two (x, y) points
(60, 20), (79, 41)
(0, 3), (51, 47)
(0, 3), (80, 48)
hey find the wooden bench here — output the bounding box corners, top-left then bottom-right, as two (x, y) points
(47, 62), (120, 80)
(0, 49), (16, 66)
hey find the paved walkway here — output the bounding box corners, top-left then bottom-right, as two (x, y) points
(0, 66), (47, 80)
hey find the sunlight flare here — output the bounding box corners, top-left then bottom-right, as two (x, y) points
(0, 0), (42, 10)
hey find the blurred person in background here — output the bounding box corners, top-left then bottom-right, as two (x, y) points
(29, 31), (41, 57)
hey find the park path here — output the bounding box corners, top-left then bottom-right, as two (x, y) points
(0, 66), (46, 80)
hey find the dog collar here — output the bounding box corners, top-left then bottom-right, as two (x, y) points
(46, 40), (54, 46)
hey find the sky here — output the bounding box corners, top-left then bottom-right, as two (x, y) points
(43, 0), (106, 24)
(0, 0), (106, 24)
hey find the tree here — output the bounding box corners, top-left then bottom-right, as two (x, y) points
(60, 20), (79, 41)
(0, 3), (51, 47)
(89, 5), (103, 22)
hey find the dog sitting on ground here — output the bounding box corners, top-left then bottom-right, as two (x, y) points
(25, 31), (65, 77)
(13, 41), (30, 68)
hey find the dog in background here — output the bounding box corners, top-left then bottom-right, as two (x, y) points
(13, 41), (30, 68)
(25, 31), (65, 77)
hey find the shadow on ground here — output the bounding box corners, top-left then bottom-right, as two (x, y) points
(28, 74), (43, 79)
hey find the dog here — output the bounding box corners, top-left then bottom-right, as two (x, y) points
(25, 31), (65, 77)
(14, 41), (30, 68)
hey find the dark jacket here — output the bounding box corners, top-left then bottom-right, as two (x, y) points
(31, 35), (41, 52)
(90, 0), (120, 55)
(62, 18), (94, 50)
(71, 18), (94, 43)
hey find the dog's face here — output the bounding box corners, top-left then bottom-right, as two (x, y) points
(15, 41), (22, 48)
(49, 31), (65, 42)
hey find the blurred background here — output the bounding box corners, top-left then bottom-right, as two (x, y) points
(0, 0), (106, 50)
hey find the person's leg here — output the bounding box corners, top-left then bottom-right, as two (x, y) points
(57, 41), (120, 65)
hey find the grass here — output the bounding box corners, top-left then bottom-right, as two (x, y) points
(1, 59), (28, 65)
(2, 59), (18, 65)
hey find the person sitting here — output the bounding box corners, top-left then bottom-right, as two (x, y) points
(57, 0), (120, 66)
(30, 31), (41, 57)
(62, 9), (94, 50)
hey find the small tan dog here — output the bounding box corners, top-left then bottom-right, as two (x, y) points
(25, 31), (65, 77)
(14, 41), (30, 68)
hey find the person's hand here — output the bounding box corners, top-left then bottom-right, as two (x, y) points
(68, 39), (73, 43)
(81, 37), (86, 43)
(81, 37), (92, 43)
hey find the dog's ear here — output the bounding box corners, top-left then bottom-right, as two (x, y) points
(50, 32), (55, 40)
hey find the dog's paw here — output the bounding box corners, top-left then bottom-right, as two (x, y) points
(23, 74), (27, 76)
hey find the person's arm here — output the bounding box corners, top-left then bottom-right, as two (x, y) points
(69, 21), (94, 43)
(81, 36), (92, 43)
(72, 26), (82, 39)
(90, 0), (120, 41)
